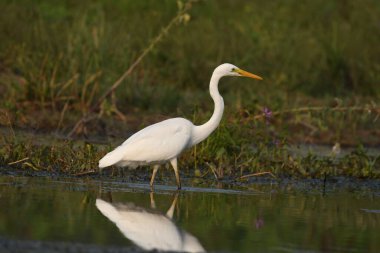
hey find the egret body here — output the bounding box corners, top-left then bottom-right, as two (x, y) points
(96, 195), (205, 252)
(99, 63), (262, 189)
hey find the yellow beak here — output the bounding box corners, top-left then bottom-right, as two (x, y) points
(236, 69), (263, 80)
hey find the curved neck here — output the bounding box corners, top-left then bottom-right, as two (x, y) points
(191, 72), (224, 146)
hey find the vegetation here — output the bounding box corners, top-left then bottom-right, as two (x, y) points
(1, 128), (379, 180)
(0, 0), (379, 179)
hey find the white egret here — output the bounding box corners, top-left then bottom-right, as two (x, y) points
(95, 195), (205, 252)
(99, 63), (262, 189)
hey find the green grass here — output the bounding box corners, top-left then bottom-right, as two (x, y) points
(1, 0), (379, 107)
(0, 0), (379, 178)
(1, 129), (379, 179)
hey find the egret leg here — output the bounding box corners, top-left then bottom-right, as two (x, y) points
(166, 192), (179, 219)
(150, 165), (159, 190)
(150, 191), (156, 209)
(170, 158), (181, 190)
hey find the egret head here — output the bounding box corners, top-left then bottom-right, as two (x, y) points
(214, 63), (263, 80)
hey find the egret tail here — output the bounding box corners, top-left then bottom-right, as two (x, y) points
(98, 146), (125, 168)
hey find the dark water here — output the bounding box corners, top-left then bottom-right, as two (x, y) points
(0, 176), (379, 252)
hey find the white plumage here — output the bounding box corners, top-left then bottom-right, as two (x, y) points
(99, 63), (262, 189)
(96, 198), (205, 253)
(99, 118), (193, 168)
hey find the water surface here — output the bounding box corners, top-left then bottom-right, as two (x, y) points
(0, 176), (379, 252)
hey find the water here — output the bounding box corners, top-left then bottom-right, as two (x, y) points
(0, 176), (379, 252)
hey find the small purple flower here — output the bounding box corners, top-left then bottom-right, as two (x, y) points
(273, 138), (280, 147)
(263, 107), (272, 125)
(255, 218), (264, 229)
(263, 107), (272, 119)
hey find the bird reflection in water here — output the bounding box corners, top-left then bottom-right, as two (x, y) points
(96, 193), (205, 253)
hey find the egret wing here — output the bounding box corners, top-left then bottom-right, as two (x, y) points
(99, 118), (193, 167)
(120, 118), (192, 162)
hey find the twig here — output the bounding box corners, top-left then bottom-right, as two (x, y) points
(239, 171), (276, 179)
(67, 114), (99, 137)
(8, 157), (29, 165)
(67, 0), (198, 137)
(74, 170), (98, 176)
(23, 162), (40, 171)
(206, 162), (219, 180)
